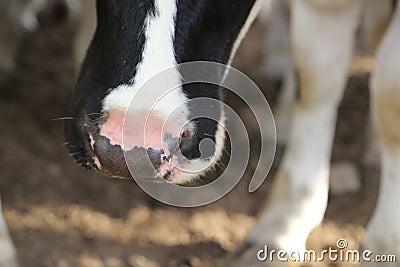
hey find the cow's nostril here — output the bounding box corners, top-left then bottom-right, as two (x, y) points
(179, 130), (201, 160)
(179, 128), (217, 161)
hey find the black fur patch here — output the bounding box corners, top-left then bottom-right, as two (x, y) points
(66, 0), (155, 170)
(173, 0), (256, 157)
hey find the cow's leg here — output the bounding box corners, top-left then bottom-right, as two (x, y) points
(360, 0), (393, 172)
(233, 1), (361, 265)
(0, 199), (19, 267)
(363, 4), (400, 266)
(261, 0), (295, 144)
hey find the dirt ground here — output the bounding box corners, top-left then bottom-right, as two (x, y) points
(0, 12), (380, 267)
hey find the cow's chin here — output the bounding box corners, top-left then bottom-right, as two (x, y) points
(152, 145), (223, 185)
(167, 132), (226, 185)
(157, 158), (216, 185)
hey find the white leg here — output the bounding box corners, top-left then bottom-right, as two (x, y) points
(272, 73), (296, 145)
(357, 0), (392, 180)
(234, 1), (361, 265)
(363, 5), (400, 266)
(261, 0), (292, 80)
(0, 199), (19, 267)
(261, 0), (295, 144)
(257, 0), (276, 23)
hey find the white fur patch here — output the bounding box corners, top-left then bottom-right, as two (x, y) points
(100, 1), (230, 184)
(102, 0), (188, 123)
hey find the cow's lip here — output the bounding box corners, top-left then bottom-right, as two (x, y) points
(90, 127), (177, 181)
(67, 112), (186, 182)
(65, 113), (99, 171)
(157, 153), (180, 181)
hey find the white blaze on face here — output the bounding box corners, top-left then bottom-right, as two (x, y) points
(101, 0), (188, 151)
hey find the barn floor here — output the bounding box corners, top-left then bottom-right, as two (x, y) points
(0, 14), (379, 267)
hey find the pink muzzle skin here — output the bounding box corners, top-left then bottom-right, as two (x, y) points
(96, 108), (183, 180)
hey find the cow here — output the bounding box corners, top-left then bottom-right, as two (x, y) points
(234, 1), (400, 266)
(1, 0), (399, 266)
(64, 0), (400, 266)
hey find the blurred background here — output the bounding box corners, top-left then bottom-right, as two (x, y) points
(0, 0), (383, 266)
